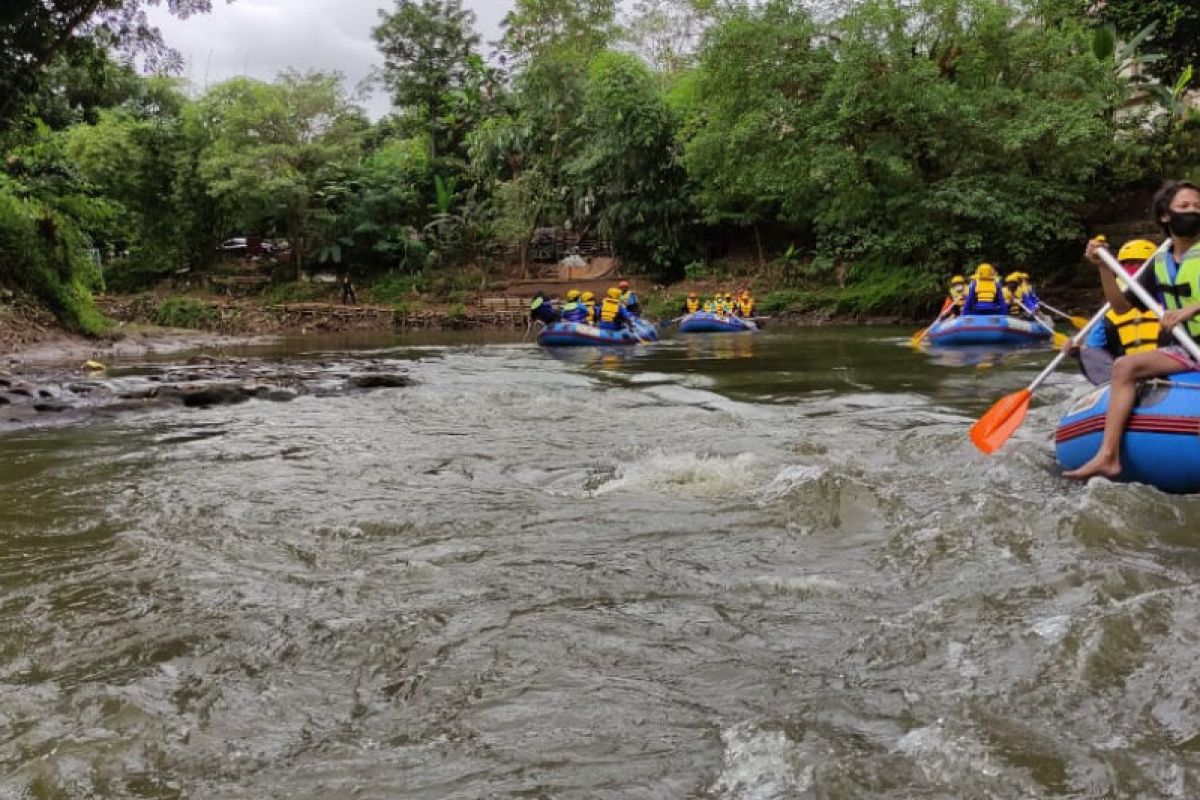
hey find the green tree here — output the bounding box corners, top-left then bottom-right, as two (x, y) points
(188, 71), (367, 279)
(498, 0), (619, 68)
(1097, 0), (1200, 85)
(571, 51), (691, 274)
(372, 0), (493, 158)
(0, 0), (219, 129)
(345, 135), (433, 273)
(679, 0), (830, 263)
(803, 0), (1118, 272)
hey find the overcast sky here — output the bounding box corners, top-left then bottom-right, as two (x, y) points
(146, 0), (516, 119)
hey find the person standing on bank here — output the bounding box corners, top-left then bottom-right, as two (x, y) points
(1065, 180), (1200, 480)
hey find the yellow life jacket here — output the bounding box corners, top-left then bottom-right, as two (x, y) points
(738, 298), (754, 316)
(686, 297), (700, 313)
(702, 301), (713, 312)
(1153, 246), (1200, 338)
(600, 296), (621, 323)
(583, 302), (597, 323)
(1105, 307), (1160, 355)
(974, 279), (1000, 304)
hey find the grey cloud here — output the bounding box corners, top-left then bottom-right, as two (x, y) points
(147, 0), (515, 119)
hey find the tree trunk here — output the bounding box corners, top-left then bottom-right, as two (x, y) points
(753, 222), (765, 268)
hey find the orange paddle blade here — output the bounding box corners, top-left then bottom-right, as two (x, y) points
(970, 388), (1032, 454)
(909, 326), (929, 348)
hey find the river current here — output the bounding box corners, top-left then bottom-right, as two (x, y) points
(3, 326), (1200, 799)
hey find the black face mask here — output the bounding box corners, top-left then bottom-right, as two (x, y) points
(1168, 210), (1200, 238)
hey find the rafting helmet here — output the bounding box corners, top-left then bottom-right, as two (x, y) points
(1117, 239), (1157, 264)
(606, 287), (622, 299)
(975, 263), (997, 279)
(688, 291), (698, 298)
(566, 289), (581, 301)
(618, 280), (630, 289)
(1005, 272), (1021, 284)
(950, 275), (965, 285)
(581, 291), (595, 302)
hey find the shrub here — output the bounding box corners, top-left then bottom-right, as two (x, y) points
(154, 297), (219, 329)
(0, 188), (109, 336)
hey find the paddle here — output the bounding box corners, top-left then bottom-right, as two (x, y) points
(1095, 246), (1200, 360)
(1036, 300), (1088, 330)
(659, 314), (686, 328)
(969, 240), (1169, 454)
(910, 300), (955, 348)
(1015, 302), (1069, 348)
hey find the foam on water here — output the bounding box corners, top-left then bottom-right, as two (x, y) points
(589, 450), (763, 498)
(709, 721), (814, 800)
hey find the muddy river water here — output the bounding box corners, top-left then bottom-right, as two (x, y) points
(3, 326), (1199, 799)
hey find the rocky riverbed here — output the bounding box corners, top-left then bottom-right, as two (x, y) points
(0, 355), (414, 431)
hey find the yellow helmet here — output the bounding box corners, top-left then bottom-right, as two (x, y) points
(1117, 239), (1157, 263)
(581, 291), (595, 302)
(950, 275), (965, 285)
(975, 263), (996, 279)
(566, 289), (581, 301)
(1005, 272), (1021, 284)
(687, 291), (697, 298)
(606, 287), (622, 299)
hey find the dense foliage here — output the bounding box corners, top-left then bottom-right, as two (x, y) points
(2, 0), (1199, 330)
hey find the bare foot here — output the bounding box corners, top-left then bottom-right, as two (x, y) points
(1063, 453), (1121, 480)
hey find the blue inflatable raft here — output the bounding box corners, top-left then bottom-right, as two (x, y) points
(677, 312), (759, 334)
(925, 314), (1051, 346)
(537, 318), (658, 347)
(1056, 371), (1200, 493)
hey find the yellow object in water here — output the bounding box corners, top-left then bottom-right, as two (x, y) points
(83, 359), (105, 372)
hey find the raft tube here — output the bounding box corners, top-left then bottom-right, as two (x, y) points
(537, 319), (659, 347)
(677, 312), (759, 334)
(925, 314), (1051, 346)
(1056, 371), (1200, 493)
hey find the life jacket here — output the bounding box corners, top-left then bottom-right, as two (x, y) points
(685, 297), (700, 313)
(561, 301), (587, 323)
(620, 290), (638, 309)
(583, 302), (597, 324)
(600, 296), (622, 325)
(965, 279), (1006, 314)
(738, 298), (754, 316)
(530, 296), (558, 323)
(1153, 246), (1200, 338)
(1103, 307), (1160, 356)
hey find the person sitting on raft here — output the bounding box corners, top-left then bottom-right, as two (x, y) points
(736, 289), (755, 318)
(1065, 180), (1200, 480)
(530, 291), (561, 325)
(598, 287), (634, 331)
(1065, 238), (1161, 386)
(618, 280), (640, 316)
(683, 292), (700, 314)
(1015, 272), (1040, 314)
(962, 263), (1007, 315)
(946, 275), (966, 316)
(1003, 273), (1024, 315)
(581, 291), (598, 324)
(560, 289), (588, 323)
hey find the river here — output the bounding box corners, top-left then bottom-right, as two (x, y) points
(3, 326), (1200, 799)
